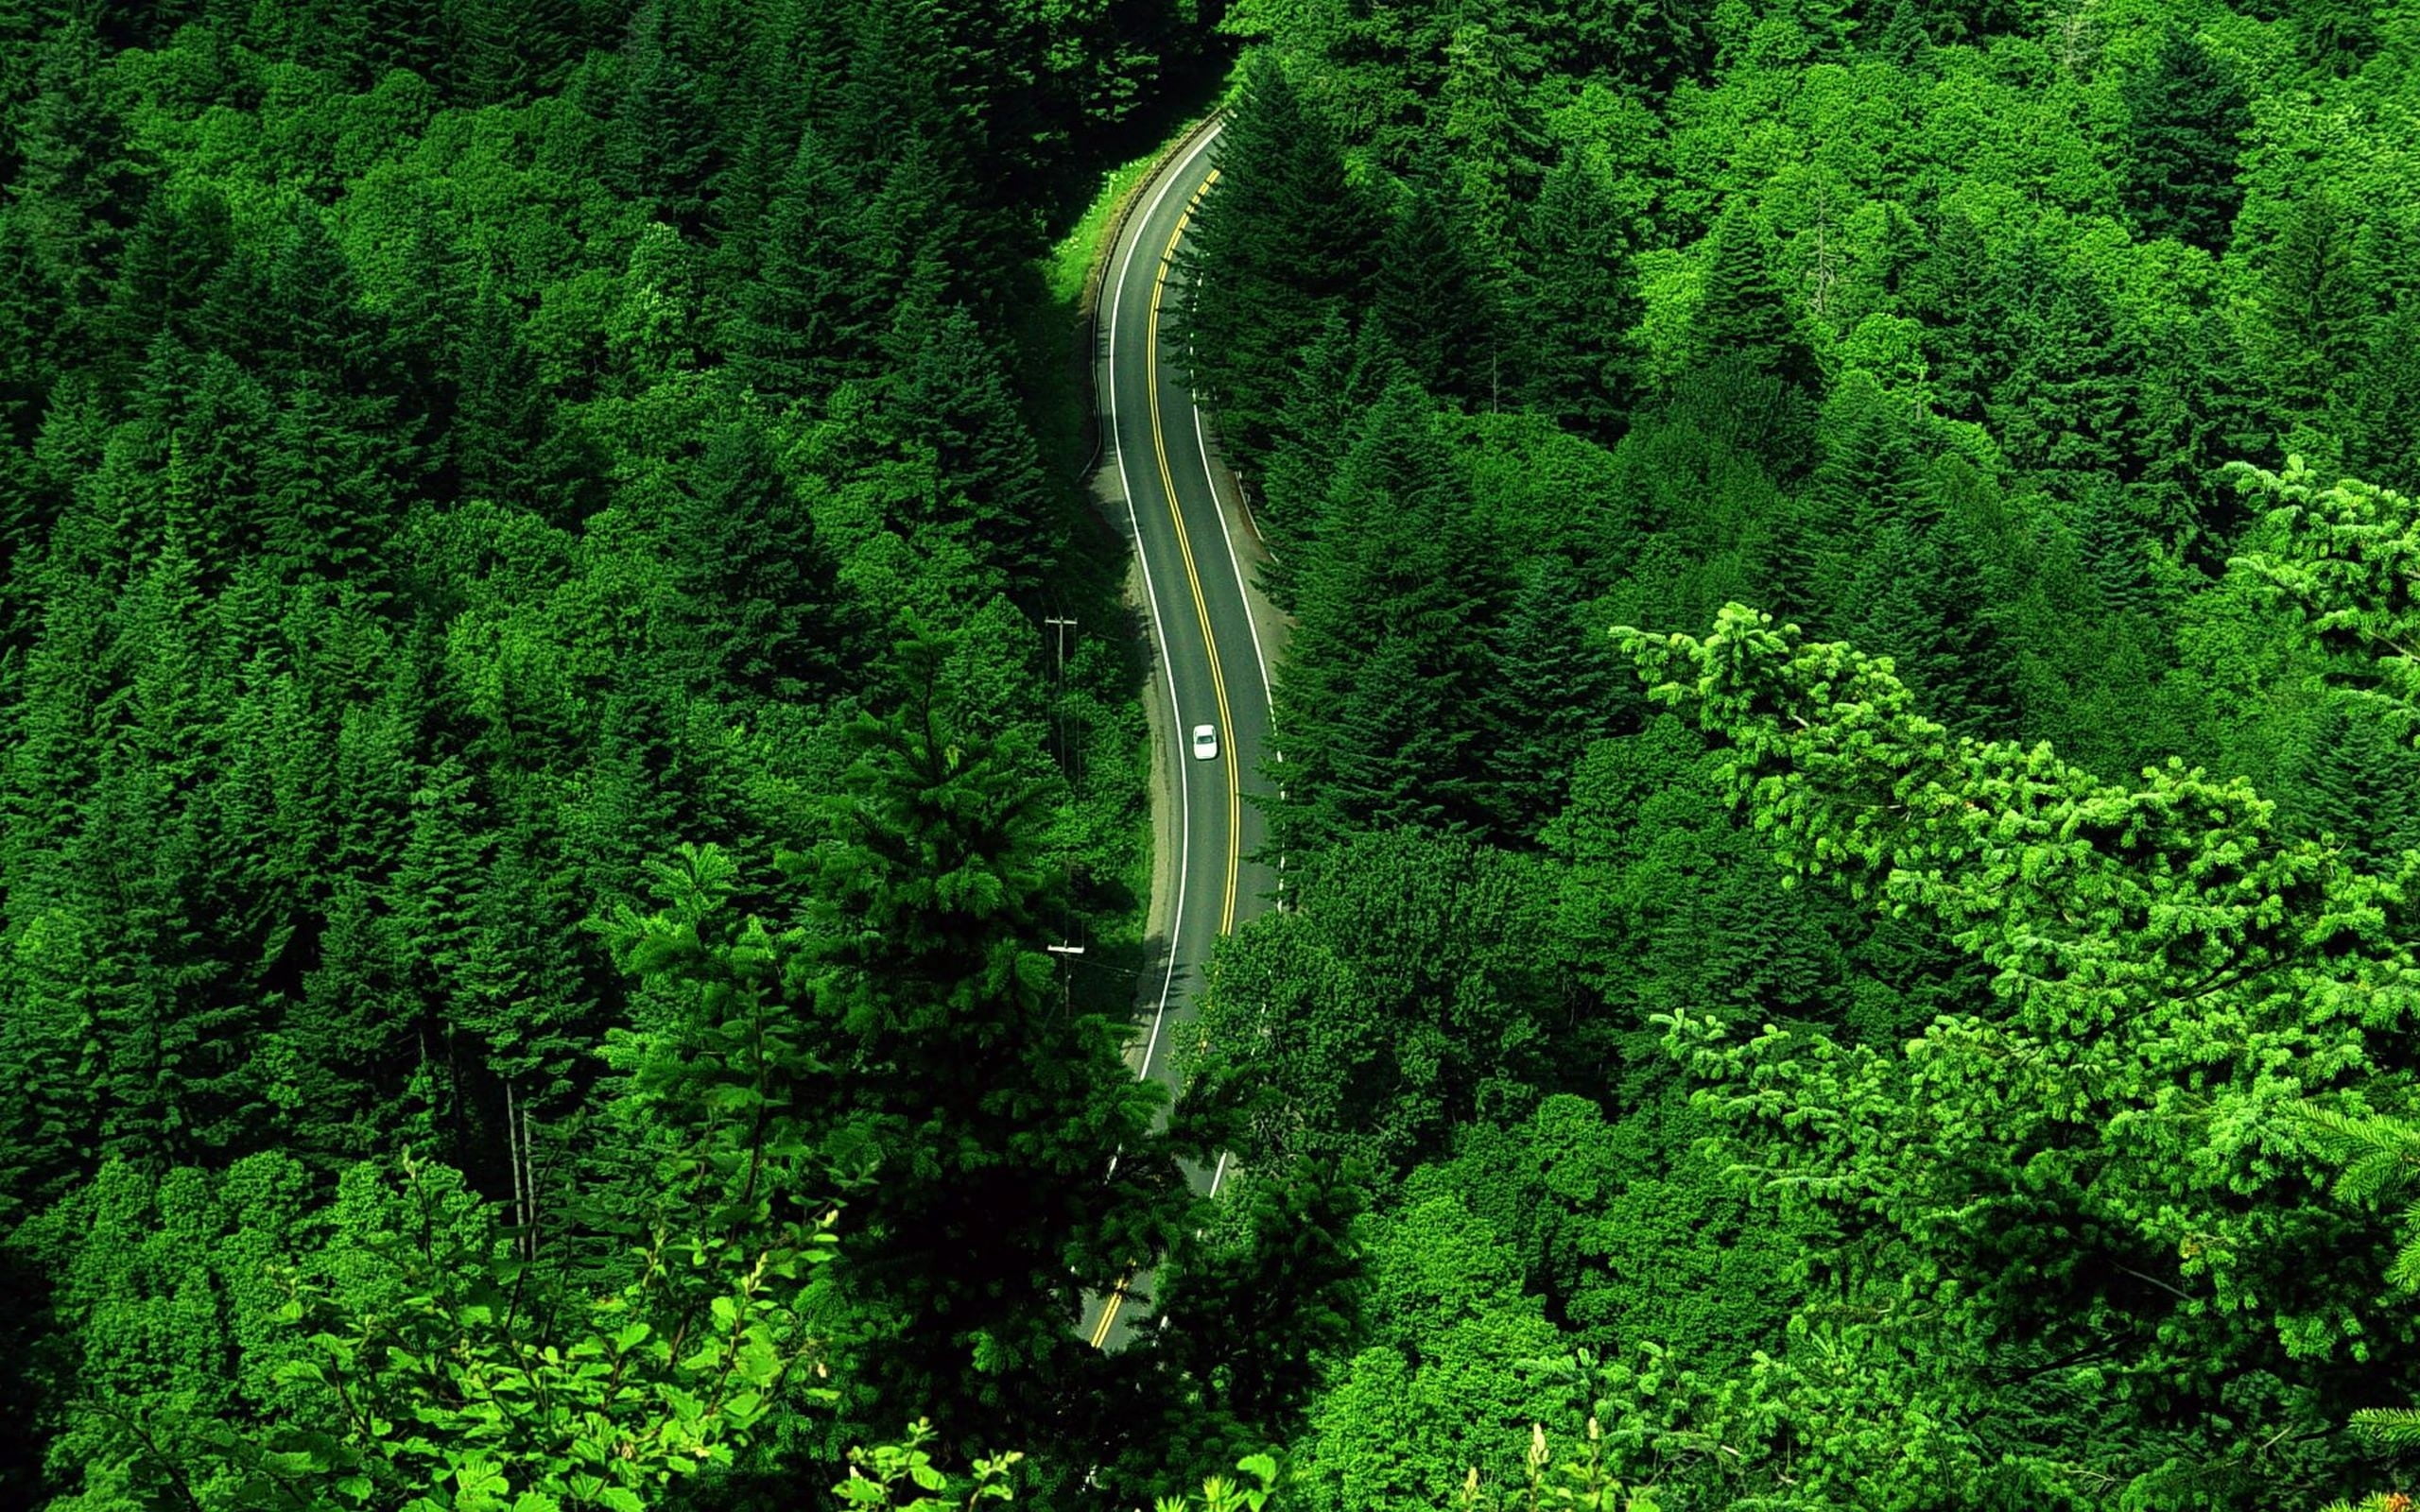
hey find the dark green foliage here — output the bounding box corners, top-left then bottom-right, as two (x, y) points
(1474, 557), (1629, 838)
(0, 3), (1182, 1500)
(20, 0), (2420, 1504)
(1269, 383), (1504, 849)
(2258, 186), (2374, 418)
(666, 420), (845, 700)
(2118, 23), (2251, 251)
(12, 20), (150, 345)
(1516, 149), (1641, 439)
(1180, 54), (1385, 475)
(1148, 1157), (1371, 1464)
(1249, 312), (1405, 608)
(1554, 0), (1717, 94)
(879, 301), (1061, 595)
(1693, 203), (1822, 398)
(1989, 249), (2158, 504)
(610, 0), (729, 237)
(1370, 180), (1510, 408)
(779, 641), (1196, 1450)
(451, 0), (586, 107)
(727, 126), (885, 403)
(444, 283), (603, 524)
(2295, 696), (2420, 871)
(2344, 302), (2420, 490)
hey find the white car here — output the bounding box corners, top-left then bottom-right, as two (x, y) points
(1191, 724), (1219, 761)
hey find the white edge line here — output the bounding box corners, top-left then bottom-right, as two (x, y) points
(1184, 343), (1275, 714)
(1113, 123), (1223, 1087)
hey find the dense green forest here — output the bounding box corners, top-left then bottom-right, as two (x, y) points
(1177, 0), (2420, 1505)
(10, 0), (2420, 1507)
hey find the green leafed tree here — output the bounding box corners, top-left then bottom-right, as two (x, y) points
(1599, 554), (2420, 1500)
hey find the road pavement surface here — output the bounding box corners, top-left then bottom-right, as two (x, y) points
(1079, 119), (1282, 1351)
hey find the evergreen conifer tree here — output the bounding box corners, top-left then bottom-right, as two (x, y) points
(1435, 20), (1547, 256)
(1252, 314), (1407, 610)
(880, 301), (1058, 596)
(1371, 180), (1509, 410)
(2118, 24), (2250, 251)
(1564, 0), (1717, 95)
(1694, 201), (1822, 398)
(450, 0), (583, 107)
(2297, 697), (2420, 872)
(1271, 384), (1504, 850)
(1517, 149), (1641, 439)
(611, 0), (726, 238)
(1990, 256), (2152, 498)
(728, 126), (883, 404)
(2258, 185), (2374, 419)
(446, 283), (602, 527)
(1126, 1157), (1369, 1493)
(786, 638), (1195, 1451)
(669, 420), (844, 701)
(2344, 303), (2420, 491)
(12, 21), (150, 364)
(1902, 209), (1993, 423)
(1475, 557), (1625, 840)
(1179, 54), (1385, 475)
(95, 182), (233, 396)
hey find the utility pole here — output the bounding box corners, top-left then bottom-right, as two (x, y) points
(1044, 614), (1078, 778)
(1043, 614), (1076, 682)
(1046, 942), (1085, 1018)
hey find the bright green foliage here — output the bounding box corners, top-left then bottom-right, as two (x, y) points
(1291, 1194), (1569, 1511)
(31, 0), (2420, 1504)
(1610, 594), (2420, 1501)
(2233, 458), (2420, 747)
(171, 1155), (833, 1512)
(832, 1419), (1024, 1508)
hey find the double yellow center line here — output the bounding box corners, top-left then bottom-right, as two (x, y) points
(1089, 164), (1235, 1353)
(1150, 168), (1241, 938)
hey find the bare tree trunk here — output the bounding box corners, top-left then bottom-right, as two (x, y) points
(521, 1094), (540, 1260)
(506, 1079), (527, 1259)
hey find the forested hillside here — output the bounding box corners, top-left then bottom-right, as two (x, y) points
(1177, 0), (2420, 1506)
(13, 0), (2420, 1508)
(0, 2), (1323, 1507)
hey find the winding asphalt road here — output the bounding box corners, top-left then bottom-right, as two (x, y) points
(1078, 119), (1281, 1351)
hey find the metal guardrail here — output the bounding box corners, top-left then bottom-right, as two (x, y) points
(1073, 105), (1231, 484)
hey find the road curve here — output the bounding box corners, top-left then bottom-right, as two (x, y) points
(1080, 120), (1280, 1351)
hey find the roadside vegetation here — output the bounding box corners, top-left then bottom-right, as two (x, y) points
(7, 0), (2420, 1509)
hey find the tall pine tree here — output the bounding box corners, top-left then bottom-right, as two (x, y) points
(2118, 23), (2250, 251)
